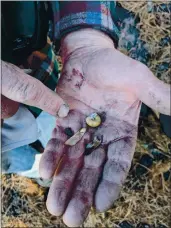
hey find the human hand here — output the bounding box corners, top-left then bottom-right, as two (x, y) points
(39, 29), (170, 227)
(1, 61), (69, 119)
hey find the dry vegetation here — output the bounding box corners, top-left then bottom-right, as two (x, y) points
(2, 1), (171, 227)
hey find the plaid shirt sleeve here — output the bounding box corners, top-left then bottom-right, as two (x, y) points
(50, 1), (120, 48)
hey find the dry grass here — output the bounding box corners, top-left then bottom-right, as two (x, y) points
(2, 1), (171, 228)
(119, 1), (171, 84)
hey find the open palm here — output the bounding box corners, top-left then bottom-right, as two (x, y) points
(39, 29), (170, 227)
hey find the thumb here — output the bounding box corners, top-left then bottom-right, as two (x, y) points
(135, 66), (170, 116)
(1, 61), (69, 117)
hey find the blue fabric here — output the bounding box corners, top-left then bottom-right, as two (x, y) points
(2, 111), (56, 178)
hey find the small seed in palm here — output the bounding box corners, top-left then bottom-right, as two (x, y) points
(86, 113), (101, 128)
(64, 127), (74, 137)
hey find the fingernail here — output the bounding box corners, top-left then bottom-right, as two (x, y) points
(57, 104), (69, 118)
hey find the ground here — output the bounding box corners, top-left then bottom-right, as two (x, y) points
(2, 1), (171, 228)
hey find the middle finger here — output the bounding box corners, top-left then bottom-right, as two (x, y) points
(46, 135), (88, 216)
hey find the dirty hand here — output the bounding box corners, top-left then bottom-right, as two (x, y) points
(39, 29), (170, 227)
(1, 61), (69, 119)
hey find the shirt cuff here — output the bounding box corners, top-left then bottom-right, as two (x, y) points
(52, 1), (120, 47)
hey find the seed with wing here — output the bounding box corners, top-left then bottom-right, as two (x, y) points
(65, 128), (86, 146)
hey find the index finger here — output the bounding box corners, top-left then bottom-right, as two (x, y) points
(1, 61), (69, 117)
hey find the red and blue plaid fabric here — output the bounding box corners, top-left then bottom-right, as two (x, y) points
(50, 1), (119, 44)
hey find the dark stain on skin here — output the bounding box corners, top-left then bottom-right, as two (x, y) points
(149, 91), (161, 106)
(78, 195), (91, 219)
(63, 179), (72, 189)
(122, 120), (137, 136)
(72, 68), (84, 79)
(103, 96), (118, 109)
(122, 136), (134, 148)
(62, 71), (72, 82)
(72, 68), (85, 90)
(99, 111), (107, 123)
(157, 100), (161, 105)
(75, 81), (84, 89)
(80, 193), (89, 204)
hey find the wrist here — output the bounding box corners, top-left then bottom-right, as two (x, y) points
(61, 28), (115, 61)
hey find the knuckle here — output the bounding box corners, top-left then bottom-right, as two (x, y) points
(2, 75), (18, 94)
(4, 77), (33, 101)
(17, 80), (42, 102)
(16, 82), (31, 100)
